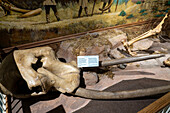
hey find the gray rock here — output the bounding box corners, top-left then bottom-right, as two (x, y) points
(83, 72), (98, 86)
(132, 39), (153, 51)
(108, 33), (127, 48)
(57, 41), (76, 62)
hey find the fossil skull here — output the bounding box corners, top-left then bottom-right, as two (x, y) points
(0, 46), (80, 98)
(0, 46), (170, 99)
(14, 46), (80, 93)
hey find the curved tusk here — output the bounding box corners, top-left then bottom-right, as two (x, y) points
(18, 8), (42, 18)
(10, 6), (31, 13)
(99, 0), (114, 12)
(100, 54), (165, 67)
(73, 85), (170, 99)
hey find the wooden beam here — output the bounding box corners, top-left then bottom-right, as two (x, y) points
(138, 92), (170, 113)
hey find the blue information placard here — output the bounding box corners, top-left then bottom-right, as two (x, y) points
(77, 55), (99, 67)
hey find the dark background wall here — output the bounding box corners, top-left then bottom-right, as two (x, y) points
(8, 0), (79, 9)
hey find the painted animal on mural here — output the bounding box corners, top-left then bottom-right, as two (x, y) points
(0, 0), (114, 19)
(0, 0), (131, 16)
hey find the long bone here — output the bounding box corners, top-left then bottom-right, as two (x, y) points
(122, 13), (168, 55)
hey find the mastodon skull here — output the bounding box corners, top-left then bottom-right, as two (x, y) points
(0, 46), (169, 99)
(0, 46), (80, 98)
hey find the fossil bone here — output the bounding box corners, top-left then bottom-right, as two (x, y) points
(0, 47), (169, 99)
(13, 47), (80, 93)
(122, 13), (168, 55)
(0, 47), (80, 98)
(73, 85), (170, 99)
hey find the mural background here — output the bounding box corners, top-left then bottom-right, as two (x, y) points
(0, 0), (169, 48)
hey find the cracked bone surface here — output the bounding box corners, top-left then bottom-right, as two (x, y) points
(122, 13), (168, 55)
(14, 46), (80, 94)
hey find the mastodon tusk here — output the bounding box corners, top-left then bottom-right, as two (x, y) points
(73, 85), (170, 99)
(18, 8), (42, 18)
(100, 54), (165, 67)
(10, 6), (31, 13)
(99, 0), (114, 12)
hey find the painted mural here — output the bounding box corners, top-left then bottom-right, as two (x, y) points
(0, 0), (169, 48)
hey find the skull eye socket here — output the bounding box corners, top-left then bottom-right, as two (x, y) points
(32, 56), (43, 71)
(31, 86), (43, 93)
(58, 58), (67, 63)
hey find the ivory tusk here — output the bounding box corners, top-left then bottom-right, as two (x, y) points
(73, 85), (170, 99)
(18, 8), (42, 18)
(10, 6), (31, 13)
(99, 0), (114, 11)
